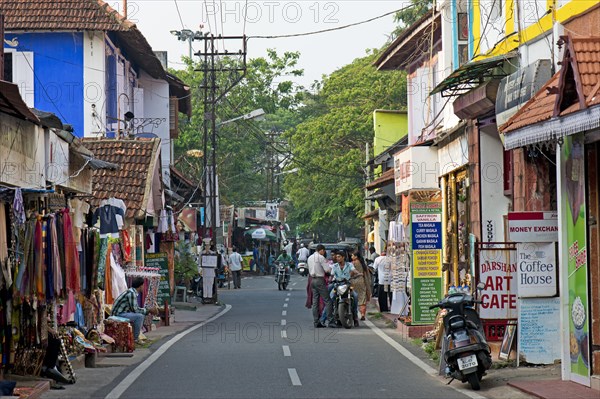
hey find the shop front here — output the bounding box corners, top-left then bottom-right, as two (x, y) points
(500, 35), (600, 387)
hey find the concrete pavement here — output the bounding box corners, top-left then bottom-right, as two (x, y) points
(40, 301), (224, 399)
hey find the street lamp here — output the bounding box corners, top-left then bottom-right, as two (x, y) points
(204, 108), (266, 242)
(170, 29), (205, 60)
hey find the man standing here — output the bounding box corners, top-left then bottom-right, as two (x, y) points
(228, 247), (243, 289)
(374, 251), (392, 312)
(367, 246), (378, 264)
(296, 243), (310, 263)
(307, 244), (334, 328)
(111, 277), (158, 344)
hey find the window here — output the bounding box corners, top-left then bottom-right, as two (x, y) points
(4, 52), (12, 81)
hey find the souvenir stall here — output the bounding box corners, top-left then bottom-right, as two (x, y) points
(387, 216), (410, 318)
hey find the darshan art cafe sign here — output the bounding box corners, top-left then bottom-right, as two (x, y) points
(479, 248), (518, 320)
(410, 201), (443, 325)
(508, 212), (558, 242)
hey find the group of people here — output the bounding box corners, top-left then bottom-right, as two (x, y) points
(305, 244), (395, 329)
(306, 245), (373, 328)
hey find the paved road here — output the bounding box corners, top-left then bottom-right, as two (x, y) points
(108, 274), (471, 399)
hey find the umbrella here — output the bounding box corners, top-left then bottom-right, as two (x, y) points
(245, 228), (277, 241)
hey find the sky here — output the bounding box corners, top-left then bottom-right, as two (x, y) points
(118, 0), (405, 87)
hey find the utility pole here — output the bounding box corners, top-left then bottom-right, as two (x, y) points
(0, 14), (4, 81)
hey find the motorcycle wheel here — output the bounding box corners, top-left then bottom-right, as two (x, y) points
(338, 303), (353, 329)
(282, 282), (288, 290)
(278, 283), (282, 291)
(466, 372), (480, 390)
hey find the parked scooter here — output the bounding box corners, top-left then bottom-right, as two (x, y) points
(429, 288), (492, 390)
(275, 261), (290, 290)
(332, 279), (355, 329)
(297, 262), (308, 277)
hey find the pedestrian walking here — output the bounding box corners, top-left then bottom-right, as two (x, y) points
(307, 244), (334, 328)
(229, 247), (244, 289)
(350, 250), (372, 321)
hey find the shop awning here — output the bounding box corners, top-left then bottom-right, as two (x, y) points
(362, 209), (379, 220)
(431, 52), (518, 97)
(245, 228), (277, 242)
(365, 169), (395, 190)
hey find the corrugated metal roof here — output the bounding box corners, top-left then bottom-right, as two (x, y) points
(0, 80), (40, 123)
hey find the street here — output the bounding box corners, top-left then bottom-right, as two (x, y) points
(103, 274), (470, 399)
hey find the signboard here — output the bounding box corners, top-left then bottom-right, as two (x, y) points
(393, 146), (439, 194)
(478, 248), (518, 319)
(266, 202), (279, 221)
(0, 115), (45, 188)
(410, 202), (443, 325)
(145, 252), (170, 306)
(508, 212), (558, 242)
(201, 254), (218, 268)
(518, 297), (561, 365)
(496, 59), (552, 127)
(46, 131), (69, 184)
(562, 134), (590, 385)
(516, 242), (557, 297)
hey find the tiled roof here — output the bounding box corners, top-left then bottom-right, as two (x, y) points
(365, 168), (395, 190)
(0, 0), (166, 79)
(0, 0), (133, 31)
(501, 36), (600, 134)
(82, 138), (160, 219)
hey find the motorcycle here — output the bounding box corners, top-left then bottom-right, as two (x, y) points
(332, 279), (355, 329)
(275, 261), (290, 291)
(429, 289), (492, 391)
(297, 262), (308, 277)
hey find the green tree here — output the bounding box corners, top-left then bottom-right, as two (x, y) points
(170, 50), (304, 206)
(283, 51), (407, 241)
(393, 0), (434, 38)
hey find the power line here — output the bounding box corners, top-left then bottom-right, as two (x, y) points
(173, 0), (185, 29)
(248, 5), (415, 39)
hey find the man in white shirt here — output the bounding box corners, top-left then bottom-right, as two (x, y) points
(296, 243), (310, 263)
(228, 247), (244, 289)
(374, 251), (392, 312)
(307, 244), (334, 328)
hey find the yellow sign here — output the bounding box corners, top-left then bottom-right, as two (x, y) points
(413, 249), (442, 278)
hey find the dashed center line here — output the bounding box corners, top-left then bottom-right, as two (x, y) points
(286, 293), (291, 296)
(281, 319), (287, 326)
(282, 345), (291, 357)
(283, 303), (288, 308)
(281, 330), (287, 339)
(282, 310), (287, 316)
(288, 368), (301, 386)
(285, 298), (289, 302)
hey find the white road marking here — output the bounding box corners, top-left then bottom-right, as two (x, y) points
(106, 305), (232, 399)
(285, 298), (289, 302)
(288, 368), (301, 386)
(282, 345), (291, 357)
(292, 282), (297, 286)
(283, 303), (288, 308)
(364, 320), (486, 399)
(287, 293), (291, 296)
(281, 319), (287, 326)
(282, 310), (287, 316)
(281, 330), (287, 339)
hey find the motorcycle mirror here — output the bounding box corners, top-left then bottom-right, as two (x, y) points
(476, 282), (485, 291)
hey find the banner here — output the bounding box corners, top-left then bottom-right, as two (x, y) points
(410, 201), (443, 325)
(266, 202), (279, 221)
(562, 133), (590, 385)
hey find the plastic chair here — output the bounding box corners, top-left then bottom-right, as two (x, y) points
(174, 286), (187, 302)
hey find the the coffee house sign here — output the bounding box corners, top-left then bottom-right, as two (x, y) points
(516, 242), (557, 297)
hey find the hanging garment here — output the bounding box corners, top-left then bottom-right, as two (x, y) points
(100, 198), (127, 230)
(16, 220), (33, 295)
(34, 217), (44, 299)
(109, 252), (127, 300)
(13, 188), (25, 225)
(0, 203), (8, 262)
(44, 218), (54, 301)
(157, 209), (169, 233)
(121, 229), (132, 263)
(62, 210), (81, 293)
(50, 216), (63, 297)
(93, 205), (124, 236)
(97, 238), (108, 289)
(104, 242), (114, 304)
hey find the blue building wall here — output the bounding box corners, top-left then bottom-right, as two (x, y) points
(5, 32), (85, 137)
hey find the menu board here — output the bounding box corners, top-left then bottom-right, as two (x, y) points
(145, 252), (170, 306)
(517, 297), (561, 365)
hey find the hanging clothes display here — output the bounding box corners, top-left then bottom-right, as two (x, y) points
(92, 204), (125, 237)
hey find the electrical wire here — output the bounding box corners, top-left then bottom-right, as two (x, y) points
(173, 0), (185, 29)
(248, 5), (415, 39)
(242, 0), (248, 36)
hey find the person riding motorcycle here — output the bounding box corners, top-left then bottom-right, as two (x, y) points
(329, 250), (362, 326)
(276, 251), (294, 269)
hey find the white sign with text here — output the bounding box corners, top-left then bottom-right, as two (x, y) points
(517, 242), (557, 297)
(508, 212), (558, 242)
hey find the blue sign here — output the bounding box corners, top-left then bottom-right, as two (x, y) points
(412, 221), (442, 250)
